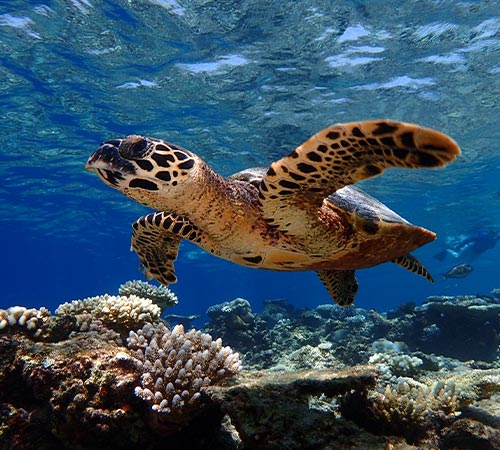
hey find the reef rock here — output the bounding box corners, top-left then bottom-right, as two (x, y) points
(0, 317), (235, 449)
(2, 289), (500, 449)
(388, 293), (500, 362)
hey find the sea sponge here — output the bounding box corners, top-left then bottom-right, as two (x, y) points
(127, 322), (241, 419)
(56, 294), (161, 330)
(0, 306), (51, 337)
(119, 280), (178, 309)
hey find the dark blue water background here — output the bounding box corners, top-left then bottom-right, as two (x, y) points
(1, 0), (498, 321)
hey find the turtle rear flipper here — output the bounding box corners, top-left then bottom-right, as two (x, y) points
(392, 253), (434, 282)
(131, 212), (203, 286)
(259, 120), (460, 234)
(316, 269), (358, 306)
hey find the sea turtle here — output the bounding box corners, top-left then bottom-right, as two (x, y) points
(85, 120), (460, 306)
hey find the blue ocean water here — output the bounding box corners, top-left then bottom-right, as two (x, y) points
(0, 0), (498, 321)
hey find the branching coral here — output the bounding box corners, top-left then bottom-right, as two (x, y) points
(341, 377), (461, 443)
(369, 352), (423, 378)
(127, 322), (241, 419)
(0, 306), (51, 337)
(370, 379), (459, 426)
(55, 294), (161, 330)
(119, 280), (178, 310)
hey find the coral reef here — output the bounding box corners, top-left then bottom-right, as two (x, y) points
(0, 327), (233, 449)
(387, 292), (500, 362)
(344, 378), (460, 442)
(0, 306), (51, 337)
(56, 294), (161, 333)
(200, 291), (500, 447)
(127, 322), (241, 425)
(119, 280), (178, 310)
(0, 306), (76, 342)
(272, 343), (344, 371)
(1, 289), (499, 449)
(208, 366), (383, 449)
(206, 298), (256, 333)
(342, 368), (500, 446)
(205, 290), (500, 368)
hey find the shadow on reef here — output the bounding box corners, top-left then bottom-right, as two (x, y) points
(0, 288), (499, 449)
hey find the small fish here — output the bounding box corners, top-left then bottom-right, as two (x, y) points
(442, 263), (473, 279)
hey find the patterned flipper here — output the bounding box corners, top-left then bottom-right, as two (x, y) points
(131, 212), (202, 286)
(259, 120), (460, 233)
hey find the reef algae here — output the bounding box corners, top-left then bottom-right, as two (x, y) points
(0, 289), (499, 449)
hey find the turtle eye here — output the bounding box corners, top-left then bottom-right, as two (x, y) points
(119, 135), (152, 160)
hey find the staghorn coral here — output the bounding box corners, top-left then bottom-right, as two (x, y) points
(56, 294), (161, 331)
(119, 280), (178, 310)
(127, 322), (241, 421)
(0, 306), (51, 337)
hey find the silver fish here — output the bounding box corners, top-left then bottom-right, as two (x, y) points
(442, 263), (473, 279)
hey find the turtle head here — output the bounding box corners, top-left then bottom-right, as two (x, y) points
(86, 135), (199, 210)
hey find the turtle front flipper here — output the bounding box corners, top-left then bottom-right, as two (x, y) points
(131, 212), (202, 286)
(392, 253), (434, 282)
(316, 269), (358, 306)
(259, 120), (460, 233)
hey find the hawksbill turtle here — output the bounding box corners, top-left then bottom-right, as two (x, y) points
(86, 120), (460, 306)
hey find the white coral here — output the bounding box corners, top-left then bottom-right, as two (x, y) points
(56, 294), (161, 328)
(128, 322), (241, 415)
(369, 352), (423, 377)
(119, 280), (178, 309)
(0, 306), (50, 337)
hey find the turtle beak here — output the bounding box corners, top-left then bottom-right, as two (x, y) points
(85, 140), (136, 175)
(86, 140), (138, 188)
